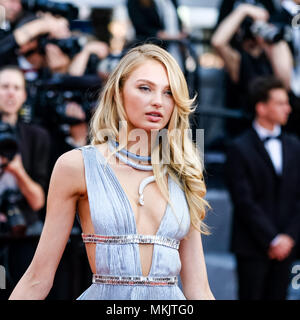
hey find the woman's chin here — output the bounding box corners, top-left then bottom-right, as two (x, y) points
(143, 124), (166, 133)
(130, 122), (163, 132)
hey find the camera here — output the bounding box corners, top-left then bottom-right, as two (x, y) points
(29, 75), (102, 127)
(250, 21), (285, 44)
(21, 0), (79, 21)
(38, 35), (84, 58)
(0, 189), (27, 236)
(0, 121), (26, 236)
(0, 121), (19, 168)
(240, 17), (285, 44)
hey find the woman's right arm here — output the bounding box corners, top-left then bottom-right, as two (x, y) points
(9, 149), (86, 300)
(211, 4), (269, 83)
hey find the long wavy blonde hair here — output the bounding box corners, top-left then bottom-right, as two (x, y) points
(90, 44), (210, 234)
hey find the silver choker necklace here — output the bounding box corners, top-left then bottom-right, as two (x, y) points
(108, 140), (166, 206)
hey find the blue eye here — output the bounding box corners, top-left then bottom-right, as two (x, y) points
(165, 90), (172, 96)
(139, 86), (150, 91)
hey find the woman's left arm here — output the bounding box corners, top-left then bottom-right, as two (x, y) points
(179, 227), (215, 300)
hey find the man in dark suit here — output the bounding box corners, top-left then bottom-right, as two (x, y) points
(224, 76), (300, 300)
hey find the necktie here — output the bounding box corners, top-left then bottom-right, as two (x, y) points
(262, 134), (282, 144)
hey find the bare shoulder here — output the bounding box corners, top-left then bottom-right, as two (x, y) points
(55, 148), (84, 170)
(50, 149), (86, 195)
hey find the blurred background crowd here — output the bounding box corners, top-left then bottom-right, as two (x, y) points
(0, 0), (300, 300)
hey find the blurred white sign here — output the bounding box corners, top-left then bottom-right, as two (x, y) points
(0, 265), (5, 290)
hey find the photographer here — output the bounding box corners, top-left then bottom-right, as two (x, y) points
(0, 0), (35, 67)
(19, 35), (73, 81)
(211, 3), (293, 135)
(0, 3), (70, 69)
(216, 0), (279, 27)
(0, 66), (50, 234)
(30, 72), (102, 172)
(0, 65), (50, 297)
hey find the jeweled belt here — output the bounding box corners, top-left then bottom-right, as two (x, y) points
(82, 233), (180, 286)
(82, 233), (180, 250)
(92, 274), (178, 286)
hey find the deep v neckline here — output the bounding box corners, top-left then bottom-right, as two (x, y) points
(92, 145), (171, 237)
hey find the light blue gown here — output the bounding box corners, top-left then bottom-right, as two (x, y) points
(76, 145), (190, 300)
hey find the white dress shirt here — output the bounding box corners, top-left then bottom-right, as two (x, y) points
(253, 121), (283, 175)
(253, 121), (284, 246)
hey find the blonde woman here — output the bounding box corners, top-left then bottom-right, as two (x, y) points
(9, 44), (214, 300)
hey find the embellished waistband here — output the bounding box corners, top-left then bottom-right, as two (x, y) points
(92, 274), (178, 286)
(82, 233), (180, 250)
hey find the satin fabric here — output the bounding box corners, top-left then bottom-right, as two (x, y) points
(76, 145), (190, 300)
